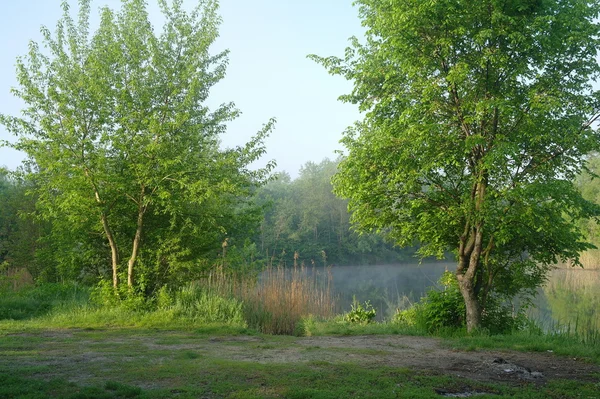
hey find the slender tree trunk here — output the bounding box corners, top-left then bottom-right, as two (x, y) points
(456, 176), (487, 333)
(457, 228), (484, 332)
(86, 172), (120, 288)
(127, 203), (145, 288)
(100, 213), (120, 289)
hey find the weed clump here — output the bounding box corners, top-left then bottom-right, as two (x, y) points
(343, 297), (376, 324)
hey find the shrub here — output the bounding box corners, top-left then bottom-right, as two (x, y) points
(89, 281), (149, 311)
(394, 271), (524, 334)
(344, 297), (376, 324)
(394, 271), (465, 333)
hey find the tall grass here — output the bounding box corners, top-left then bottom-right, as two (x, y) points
(575, 249), (600, 269)
(0, 263), (337, 335)
(200, 264), (337, 335)
(243, 265), (336, 334)
(541, 267), (600, 340)
(0, 282), (88, 321)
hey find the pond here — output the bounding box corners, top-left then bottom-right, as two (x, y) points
(331, 263), (600, 333)
(530, 267), (600, 334)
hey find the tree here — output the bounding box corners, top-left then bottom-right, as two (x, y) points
(255, 158), (416, 266)
(311, 0), (600, 331)
(1, 0), (274, 292)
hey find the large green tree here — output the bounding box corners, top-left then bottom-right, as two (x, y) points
(1, 0), (274, 291)
(312, 0), (600, 331)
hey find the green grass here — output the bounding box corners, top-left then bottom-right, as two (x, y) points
(0, 373), (144, 399)
(299, 314), (428, 337)
(445, 329), (600, 364)
(2, 282), (600, 397)
(1, 327), (599, 399)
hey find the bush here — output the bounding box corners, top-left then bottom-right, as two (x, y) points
(394, 271), (524, 334)
(89, 281), (149, 311)
(481, 297), (528, 334)
(393, 271), (464, 333)
(343, 297), (376, 324)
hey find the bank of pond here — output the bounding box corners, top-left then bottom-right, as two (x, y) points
(1, 262), (598, 343)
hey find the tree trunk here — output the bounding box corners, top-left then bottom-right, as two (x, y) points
(100, 213), (119, 289)
(88, 175), (119, 289)
(457, 275), (482, 332)
(456, 176), (487, 333)
(127, 203), (145, 288)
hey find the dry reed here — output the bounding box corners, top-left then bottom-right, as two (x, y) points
(202, 262), (337, 335)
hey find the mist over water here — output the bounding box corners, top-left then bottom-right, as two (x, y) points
(328, 263), (600, 332)
(330, 262), (455, 320)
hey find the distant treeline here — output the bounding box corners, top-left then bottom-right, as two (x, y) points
(4, 152), (600, 289)
(0, 159), (414, 289)
(253, 158), (416, 267)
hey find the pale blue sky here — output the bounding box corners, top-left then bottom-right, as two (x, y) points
(0, 0), (363, 177)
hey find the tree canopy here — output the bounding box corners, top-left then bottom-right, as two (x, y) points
(311, 0), (600, 331)
(254, 158), (416, 266)
(0, 0), (274, 293)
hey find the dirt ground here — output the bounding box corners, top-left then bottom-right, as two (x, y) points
(210, 335), (600, 384)
(7, 331), (600, 387)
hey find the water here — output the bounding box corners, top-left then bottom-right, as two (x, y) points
(330, 263), (600, 332)
(330, 262), (455, 320)
(529, 267), (600, 334)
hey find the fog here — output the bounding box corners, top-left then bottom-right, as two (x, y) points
(330, 262), (455, 320)
(329, 263), (600, 332)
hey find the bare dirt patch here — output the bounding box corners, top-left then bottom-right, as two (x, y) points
(5, 330), (599, 386)
(101, 332), (600, 385)
(292, 335), (599, 384)
(198, 334), (599, 384)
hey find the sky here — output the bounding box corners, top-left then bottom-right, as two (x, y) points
(0, 0), (364, 178)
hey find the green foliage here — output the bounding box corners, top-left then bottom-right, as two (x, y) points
(0, 283), (87, 320)
(255, 159), (416, 267)
(395, 272), (465, 333)
(343, 297), (376, 324)
(395, 272), (525, 334)
(89, 280), (150, 312)
(0, 0), (274, 292)
(170, 283), (245, 325)
(311, 0), (600, 331)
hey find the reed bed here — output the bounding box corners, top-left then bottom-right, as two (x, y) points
(541, 266), (600, 343)
(201, 263), (337, 335)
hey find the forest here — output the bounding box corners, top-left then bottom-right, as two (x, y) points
(1, 0), (600, 336)
(0, 157), (414, 288)
(2, 0), (600, 397)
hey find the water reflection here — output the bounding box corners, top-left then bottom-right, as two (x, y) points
(330, 263), (600, 332)
(532, 268), (600, 333)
